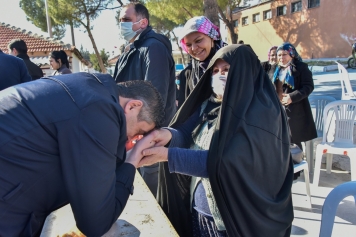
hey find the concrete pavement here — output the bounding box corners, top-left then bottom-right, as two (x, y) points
(291, 68), (356, 237)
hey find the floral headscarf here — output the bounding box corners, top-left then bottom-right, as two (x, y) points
(180, 16), (221, 53)
(272, 43), (302, 89)
(276, 42), (302, 62)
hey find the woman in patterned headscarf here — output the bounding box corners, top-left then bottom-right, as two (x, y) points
(177, 16), (227, 108)
(273, 42), (317, 150)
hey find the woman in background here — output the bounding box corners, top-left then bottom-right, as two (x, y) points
(49, 50), (72, 75)
(273, 42), (317, 150)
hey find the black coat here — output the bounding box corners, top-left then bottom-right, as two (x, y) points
(17, 53), (43, 80)
(283, 60), (317, 143)
(0, 51), (31, 90)
(0, 73), (133, 236)
(114, 26), (176, 126)
(261, 60), (277, 81)
(158, 45), (293, 237)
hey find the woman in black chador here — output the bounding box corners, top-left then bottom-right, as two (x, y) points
(133, 45), (294, 237)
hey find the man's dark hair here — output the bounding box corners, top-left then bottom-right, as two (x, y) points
(117, 80), (164, 128)
(124, 2), (150, 26)
(8, 39), (28, 54)
(238, 40), (244, 44)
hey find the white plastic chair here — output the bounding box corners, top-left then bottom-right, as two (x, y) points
(336, 62), (356, 100)
(306, 96), (336, 172)
(294, 160), (312, 208)
(313, 100), (356, 187)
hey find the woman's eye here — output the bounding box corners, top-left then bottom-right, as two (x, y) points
(196, 39), (202, 43)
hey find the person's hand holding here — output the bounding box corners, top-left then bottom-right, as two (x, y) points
(281, 93), (292, 105)
(125, 134), (156, 168)
(149, 128), (172, 147)
(138, 146), (168, 167)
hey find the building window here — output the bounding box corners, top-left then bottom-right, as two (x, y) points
(263, 10), (272, 20)
(242, 17), (248, 26)
(253, 13), (260, 23)
(277, 5), (287, 16)
(234, 20), (238, 27)
(308, 0), (320, 8)
(291, 1), (302, 13)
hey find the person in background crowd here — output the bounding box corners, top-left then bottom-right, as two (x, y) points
(49, 50), (72, 75)
(114, 2), (176, 196)
(177, 16), (227, 108)
(262, 46), (278, 80)
(273, 42), (317, 150)
(8, 39), (43, 80)
(0, 74), (164, 236)
(0, 49), (31, 90)
(238, 40), (244, 44)
(134, 45), (293, 237)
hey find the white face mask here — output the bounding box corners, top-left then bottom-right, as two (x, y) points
(211, 72), (228, 99)
(119, 20), (142, 42)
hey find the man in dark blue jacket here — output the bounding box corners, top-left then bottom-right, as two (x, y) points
(0, 49), (31, 90)
(114, 2), (176, 195)
(0, 73), (164, 236)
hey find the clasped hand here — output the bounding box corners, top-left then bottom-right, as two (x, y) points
(124, 128), (172, 168)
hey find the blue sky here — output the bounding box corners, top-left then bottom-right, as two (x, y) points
(0, 0), (125, 57)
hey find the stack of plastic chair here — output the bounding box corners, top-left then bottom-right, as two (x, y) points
(313, 100), (356, 187)
(319, 181), (356, 237)
(336, 61), (356, 100)
(306, 96), (336, 172)
(294, 160), (312, 208)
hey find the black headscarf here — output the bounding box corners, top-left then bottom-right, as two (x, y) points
(158, 45), (294, 237)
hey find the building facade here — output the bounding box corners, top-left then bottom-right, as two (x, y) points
(231, 0), (356, 61)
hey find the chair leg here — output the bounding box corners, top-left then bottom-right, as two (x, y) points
(305, 141), (313, 172)
(350, 153), (356, 181)
(326, 153), (333, 174)
(313, 146), (323, 188)
(303, 164), (312, 209)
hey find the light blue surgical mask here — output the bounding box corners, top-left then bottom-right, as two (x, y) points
(119, 20), (142, 42)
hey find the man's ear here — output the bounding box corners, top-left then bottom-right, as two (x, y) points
(124, 99), (143, 113)
(140, 18), (149, 29)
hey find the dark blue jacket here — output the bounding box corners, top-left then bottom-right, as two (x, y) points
(0, 73), (134, 236)
(0, 50), (32, 90)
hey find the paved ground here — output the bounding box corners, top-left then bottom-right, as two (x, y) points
(291, 68), (356, 237)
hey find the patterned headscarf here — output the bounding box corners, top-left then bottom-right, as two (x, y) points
(276, 42), (302, 62)
(180, 16), (221, 53)
(268, 46), (278, 61)
(272, 42), (302, 89)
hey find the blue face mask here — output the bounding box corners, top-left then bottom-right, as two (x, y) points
(119, 20), (142, 42)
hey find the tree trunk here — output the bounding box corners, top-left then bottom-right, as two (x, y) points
(226, 22), (238, 44)
(171, 31), (186, 65)
(217, 6), (238, 44)
(81, 19), (106, 73)
(203, 0), (220, 27)
(70, 21), (75, 46)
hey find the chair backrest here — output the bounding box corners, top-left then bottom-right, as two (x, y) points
(336, 62), (355, 100)
(322, 100), (356, 144)
(319, 181), (356, 237)
(309, 96), (337, 136)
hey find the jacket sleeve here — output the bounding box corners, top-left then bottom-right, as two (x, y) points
(18, 59), (32, 83)
(289, 63), (314, 103)
(142, 41), (172, 107)
(57, 101), (135, 236)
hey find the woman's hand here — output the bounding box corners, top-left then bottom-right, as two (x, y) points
(125, 134), (156, 168)
(149, 128), (172, 147)
(281, 93), (292, 105)
(138, 146), (168, 167)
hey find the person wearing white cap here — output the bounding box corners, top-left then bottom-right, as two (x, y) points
(177, 16), (227, 108)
